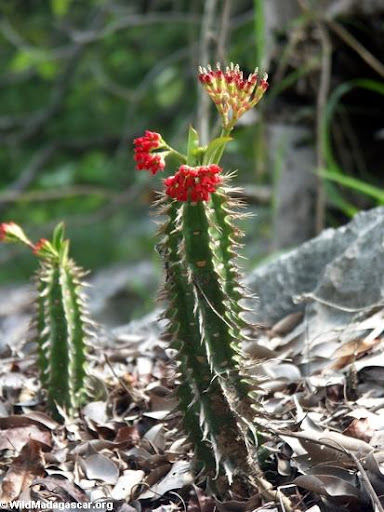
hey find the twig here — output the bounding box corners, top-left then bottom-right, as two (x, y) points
(315, 20), (332, 235)
(216, 0), (232, 63)
(349, 451), (384, 512)
(197, 0), (218, 145)
(326, 18), (384, 79)
(298, 0), (332, 234)
(6, 45), (84, 145)
(294, 291), (384, 313)
(2, 144), (57, 196)
(69, 13), (200, 45)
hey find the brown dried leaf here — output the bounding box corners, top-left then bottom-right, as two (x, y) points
(114, 425), (141, 447)
(31, 475), (89, 503)
(139, 461), (192, 500)
(23, 412), (60, 430)
(329, 337), (380, 369)
(0, 424), (51, 451)
(0, 439), (45, 502)
(343, 417), (374, 443)
(270, 311), (303, 336)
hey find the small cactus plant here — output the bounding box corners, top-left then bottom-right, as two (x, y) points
(134, 63), (269, 488)
(0, 222), (91, 419)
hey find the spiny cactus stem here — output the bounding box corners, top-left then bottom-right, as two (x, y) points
(160, 201), (221, 472)
(35, 251), (90, 419)
(44, 264), (72, 414)
(181, 201), (249, 397)
(62, 263), (88, 401)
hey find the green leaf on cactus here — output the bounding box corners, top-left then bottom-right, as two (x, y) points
(52, 222), (65, 251)
(186, 125), (200, 166)
(203, 136), (232, 165)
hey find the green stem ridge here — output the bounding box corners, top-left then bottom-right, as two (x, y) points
(34, 257), (91, 418)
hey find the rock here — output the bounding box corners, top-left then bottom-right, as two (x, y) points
(115, 207), (384, 365)
(87, 261), (160, 327)
(1, 208), (383, 355)
(246, 206), (384, 326)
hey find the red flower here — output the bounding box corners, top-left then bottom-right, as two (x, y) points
(0, 222), (32, 246)
(134, 130), (167, 175)
(33, 238), (50, 256)
(165, 164), (222, 202)
(198, 63), (268, 130)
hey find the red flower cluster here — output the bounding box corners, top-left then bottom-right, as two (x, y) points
(164, 164), (222, 202)
(198, 63), (268, 130)
(134, 130), (167, 175)
(33, 238), (50, 256)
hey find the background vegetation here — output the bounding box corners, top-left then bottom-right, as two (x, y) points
(1, 0), (383, 286)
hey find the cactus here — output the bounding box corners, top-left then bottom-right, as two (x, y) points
(0, 222), (91, 419)
(134, 63), (269, 488)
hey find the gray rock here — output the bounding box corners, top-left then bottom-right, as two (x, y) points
(246, 206), (384, 326)
(87, 261), (160, 327)
(1, 208), (383, 354)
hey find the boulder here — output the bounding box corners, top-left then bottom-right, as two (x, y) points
(246, 206), (384, 327)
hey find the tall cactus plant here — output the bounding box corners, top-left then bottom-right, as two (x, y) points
(134, 63), (269, 488)
(0, 222), (91, 419)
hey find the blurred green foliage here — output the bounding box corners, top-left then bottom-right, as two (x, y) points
(0, 0), (267, 284)
(1, 0), (383, 286)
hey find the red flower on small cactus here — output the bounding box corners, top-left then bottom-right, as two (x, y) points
(134, 130), (168, 175)
(33, 238), (50, 256)
(0, 221), (33, 246)
(198, 63), (268, 130)
(165, 164), (222, 202)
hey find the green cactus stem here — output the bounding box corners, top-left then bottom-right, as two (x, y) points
(157, 199), (257, 484)
(137, 63), (270, 492)
(0, 221), (91, 420)
(33, 224), (91, 418)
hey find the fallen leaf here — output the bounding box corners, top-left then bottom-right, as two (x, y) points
(111, 469), (145, 500)
(270, 311), (303, 336)
(329, 337), (380, 369)
(31, 475), (89, 503)
(0, 415), (53, 451)
(139, 461), (192, 500)
(343, 417), (374, 442)
(114, 425), (141, 447)
(0, 439), (45, 502)
(294, 474), (361, 501)
(0, 424), (52, 451)
(81, 453), (119, 485)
